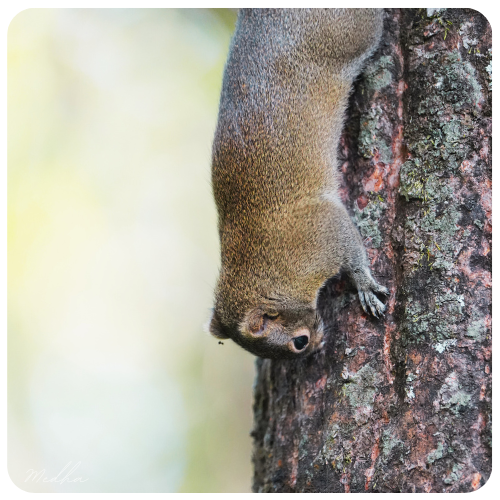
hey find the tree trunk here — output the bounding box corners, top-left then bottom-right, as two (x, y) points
(251, 8), (491, 493)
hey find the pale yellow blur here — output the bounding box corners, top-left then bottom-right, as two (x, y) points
(8, 8), (255, 493)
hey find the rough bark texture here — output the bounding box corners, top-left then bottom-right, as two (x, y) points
(251, 9), (491, 493)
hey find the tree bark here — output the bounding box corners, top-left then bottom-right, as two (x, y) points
(251, 8), (491, 493)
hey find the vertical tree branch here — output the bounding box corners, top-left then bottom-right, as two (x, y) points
(252, 9), (491, 493)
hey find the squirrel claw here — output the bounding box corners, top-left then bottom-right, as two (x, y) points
(358, 289), (386, 318)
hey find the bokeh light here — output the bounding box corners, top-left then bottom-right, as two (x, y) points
(8, 8), (255, 493)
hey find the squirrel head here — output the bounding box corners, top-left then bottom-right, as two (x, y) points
(208, 297), (325, 359)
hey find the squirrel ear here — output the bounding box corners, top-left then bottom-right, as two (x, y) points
(205, 309), (230, 339)
(242, 308), (275, 337)
(245, 310), (265, 335)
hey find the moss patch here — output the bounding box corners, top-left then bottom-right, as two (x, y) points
(437, 372), (472, 416)
(344, 363), (383, 423)
(352, 195), (386, 249)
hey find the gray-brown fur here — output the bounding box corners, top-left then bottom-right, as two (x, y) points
(209, 8), (388, 359)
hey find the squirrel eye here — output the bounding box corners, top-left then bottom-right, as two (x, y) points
(264, 311), (279, 320)
(293, 335), (309, 351)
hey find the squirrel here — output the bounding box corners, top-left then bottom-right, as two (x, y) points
(208, 8), (388, 359)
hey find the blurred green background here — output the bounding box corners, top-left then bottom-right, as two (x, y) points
(8, 8), (257, 492)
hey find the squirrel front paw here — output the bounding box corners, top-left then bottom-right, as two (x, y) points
(350, 267), (389, 318)
(358, 287), (388, 318)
